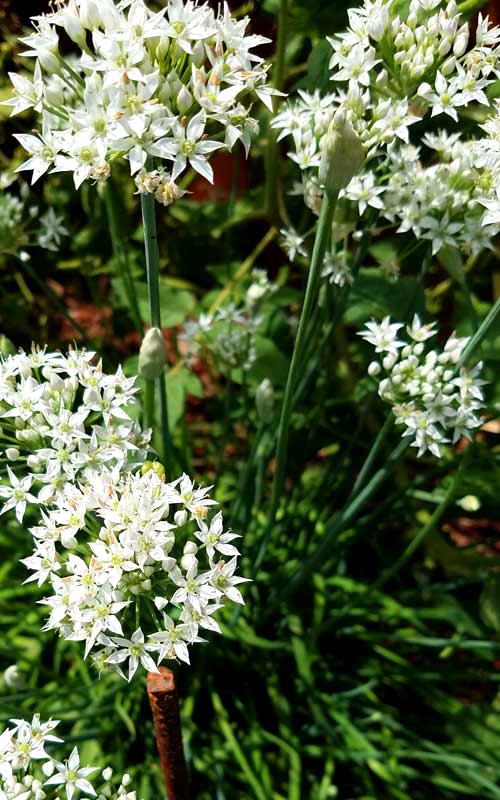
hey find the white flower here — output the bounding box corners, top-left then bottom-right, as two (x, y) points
(358, 316), (405, 355)
(153, 111), (224, 183)
(1, 715), (137, 800)
(210, 556), (250, 605)
(406, 315), (437, 342)
(342, 172), (384, 214)
(0, 468), (38, 522)
(194, 511), (240, 562)
(280, 227), (307, 262)
(44, 747), (97, 800)
(106, 628), (160, 681)
(148, 614), (194, 664)
(4, 62), (44, 116)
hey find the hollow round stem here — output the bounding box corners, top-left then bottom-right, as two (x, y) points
(256, 189), (337, 573)
(103, 181), (144, 336)
(140, 184), (172, 469)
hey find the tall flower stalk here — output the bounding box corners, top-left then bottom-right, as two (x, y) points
(140, 173), (171, 468)
(261, 190), (337, 562)
(258, 113), (365, 571)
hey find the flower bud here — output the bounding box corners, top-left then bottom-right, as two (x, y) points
(457, 494), (481, 512)
(174, 509), (188, 526)
(181, 553), (196, 571)
(6, 447), (20, 460)
(4, 664), (24, 690)
(255, 378), (274, 422)
(60, 2), (87, 47)
(139, 327), (167, 380)
(368, 361), (381, 377)
(78, 0), (103, 29)
(319, 111), (365, 196)
(177, 86), (193, 114)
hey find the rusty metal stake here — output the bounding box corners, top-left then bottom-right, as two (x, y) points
(147, 667), (190, 800)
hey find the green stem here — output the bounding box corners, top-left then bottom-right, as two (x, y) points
(158, 378), (171, 476)
(103, 182), (144, 336)
(256, 190), (337, 573)
(143, 379), (155, 433)
(373, 452), (469, 591)
(140, 181), (172, 469)
(264, 0), (288, 221)
(292, 225), (372, 409)
(457, 293), (500, 368)
(347, 412), (394, 502)
(457, 0), (487, 13)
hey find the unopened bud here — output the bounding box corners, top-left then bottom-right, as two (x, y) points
(4, 664), (24, 690)
(177, 86), (193, 114)
(174, 509), (188, 526)
(139, 327), (167, 380)
(368, 361), (381, 377)
(457, 495), (481, 512)
(6, 447), (20, 461)
(256, 378), (274, 422)
(319, 111), (365, 195)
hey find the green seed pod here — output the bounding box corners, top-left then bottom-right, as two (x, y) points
(319, 110), (365, 196)
(141, 460), (166, 481)
(139, 327), (167, 380)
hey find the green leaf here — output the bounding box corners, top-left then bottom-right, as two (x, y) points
(345, 268), (425, 325)
(112, 279), (195, 327)
(165, 367), (203, 431)
(247, 336), (290, 386)
(480, 577), (500, 632)
(297, 40), (332, 93)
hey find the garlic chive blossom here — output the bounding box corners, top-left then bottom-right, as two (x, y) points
(272, 0), (500, 220)
(0, 714), (138, 800)
(359, 315), (486, 458)
(0, 346), (149, 520)
(6, 0), (278, 202)
(24, 467), (248, 680)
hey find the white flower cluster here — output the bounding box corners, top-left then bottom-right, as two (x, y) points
(272, 1), (500, 205)
(182, 272), (276, 372)
(0, 173), (68, 259)
(471, 100), (500, 227)
(23, 466), (246, 680)
(0, 347), (149, 521)
(359, 315), (485, 457)
(380, 133), (500, 256)
(6, 0), (275, 198)
(0, 714), (138, 800)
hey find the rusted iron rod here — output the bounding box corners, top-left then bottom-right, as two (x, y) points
(147, 667), (190, 800)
